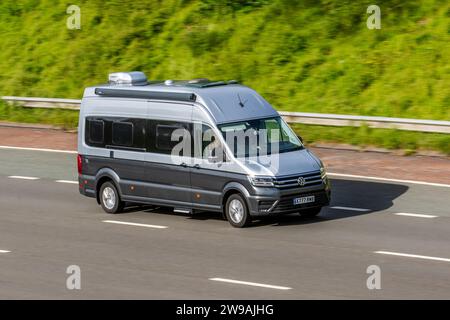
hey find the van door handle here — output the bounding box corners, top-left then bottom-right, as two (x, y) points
(193, 164), (200, 169)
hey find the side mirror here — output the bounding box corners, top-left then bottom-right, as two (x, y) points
(297, 134), (304, 144)
(207, 155), (219, 163)
(207, 151), (227, 163)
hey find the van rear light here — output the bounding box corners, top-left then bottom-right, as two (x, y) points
(77, 154), (83, 175)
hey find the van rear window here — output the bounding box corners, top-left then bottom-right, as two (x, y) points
(87, 120), (104, 144)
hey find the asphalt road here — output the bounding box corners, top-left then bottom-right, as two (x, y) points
(0, 148), (449, 299)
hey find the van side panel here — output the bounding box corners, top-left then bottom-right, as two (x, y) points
(83, 155), (148, 198)
(190, 166), (249, 209)
(143, 102), (193, 205)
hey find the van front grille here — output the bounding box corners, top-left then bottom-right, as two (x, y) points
(273, 171), (323, 189)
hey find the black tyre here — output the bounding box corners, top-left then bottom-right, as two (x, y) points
(299, 207), (322, 218)
(99, 181), (124, 214)
(225, 194), (251, 228)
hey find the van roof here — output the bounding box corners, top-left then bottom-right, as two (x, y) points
(82, 80), (278, 124)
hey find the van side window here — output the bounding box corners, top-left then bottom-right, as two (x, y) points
(200, 124), (226, 162)
(192, 124), (219, 158)
(86, 119), (104, 145)
(156, 125), (179, 151)
(112, 122), (133, 147)
(150, 121), (191, 155)
(85, 117), (146, 151)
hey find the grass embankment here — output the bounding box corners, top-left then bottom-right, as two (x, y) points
(0, 0), (448, 153)
(292, 124), (450, 155)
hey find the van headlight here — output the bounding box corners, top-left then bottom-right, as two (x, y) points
(248, 176), (274, 187)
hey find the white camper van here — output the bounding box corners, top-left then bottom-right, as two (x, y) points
(78, 72), (331, 227)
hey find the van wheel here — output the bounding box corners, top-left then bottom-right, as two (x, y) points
(225, 194), (251, 228)
(299, 207), (321, 218)
(100, 182), (124, 214)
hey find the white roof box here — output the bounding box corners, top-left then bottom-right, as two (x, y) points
(108, 71), (148, 86)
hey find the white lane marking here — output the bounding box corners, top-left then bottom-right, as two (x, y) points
(103, 220), (168, 229)
(0, 250), (11, 253)
(393, 212), (437, 219)
(209, 278), (292, 290)
(55, 180), (78, 184)
(375, 251), (450, 263)
(8, 175), (39, 180)
(0, 145), (77, 154)
(330, 206), (370, 212)
(328, 172), (450, 188)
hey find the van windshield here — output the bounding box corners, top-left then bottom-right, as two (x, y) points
(218, 116), (303, 158)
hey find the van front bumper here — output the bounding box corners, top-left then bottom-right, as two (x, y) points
(247, 182), (331, 216)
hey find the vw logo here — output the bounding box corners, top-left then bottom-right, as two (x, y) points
(297, 177), (305, 186)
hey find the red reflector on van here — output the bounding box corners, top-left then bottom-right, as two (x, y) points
(77, 154), (82, 175)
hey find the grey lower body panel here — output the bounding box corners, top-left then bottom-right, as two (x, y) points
(78, 175), (96, 198)
(78, 155), (331, 217)
(79, 154), (248, 212)
(122, 195), (222, 212)
(79, 172), (223, 212)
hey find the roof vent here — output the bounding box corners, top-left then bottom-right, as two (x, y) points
(188, 78), (209, 84)
(108, 71), (148, 86)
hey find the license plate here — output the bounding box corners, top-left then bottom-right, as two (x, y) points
(293, 195), (315, 205)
